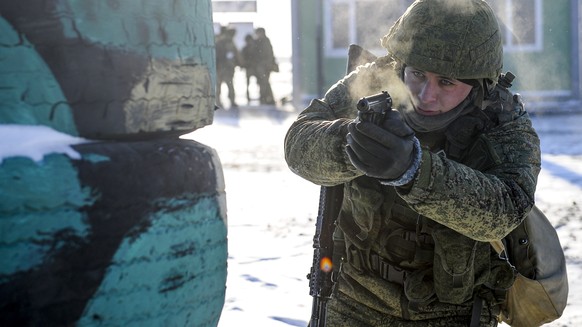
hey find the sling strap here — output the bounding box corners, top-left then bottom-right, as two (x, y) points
(470, 295), (484, 327)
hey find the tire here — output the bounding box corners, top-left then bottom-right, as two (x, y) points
(0, 138), (227, 327)
(0, 0), (216, 139)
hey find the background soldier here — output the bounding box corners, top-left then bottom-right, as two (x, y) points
(254, 27), (277, 106)
(241, 33), (258, 104)
(215, 26), (241, 108)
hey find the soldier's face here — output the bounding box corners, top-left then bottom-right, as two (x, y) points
(404, 66), (473, 116)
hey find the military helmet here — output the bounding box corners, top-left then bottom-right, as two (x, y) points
(381, 0), (503, 85)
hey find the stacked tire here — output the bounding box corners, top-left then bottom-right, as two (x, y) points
(0, 1), (227, 326)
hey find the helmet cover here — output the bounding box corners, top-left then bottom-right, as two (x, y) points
(381, 0), (503, 84)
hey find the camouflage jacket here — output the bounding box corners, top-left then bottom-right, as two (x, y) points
(284, 62), (541, 321)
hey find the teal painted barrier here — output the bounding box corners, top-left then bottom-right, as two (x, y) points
(78, 197), (227, 326)
(0, 0), (217, 139)
(0, 17), (78, 135)
(0, 137), (228, 327)
(0, 1), (227, 326)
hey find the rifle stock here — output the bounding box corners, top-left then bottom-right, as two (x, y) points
(346, 44), (379, 74)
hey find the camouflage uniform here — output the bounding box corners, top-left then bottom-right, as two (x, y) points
(215, 27), (241, 107)
(284, 0), (541, 326)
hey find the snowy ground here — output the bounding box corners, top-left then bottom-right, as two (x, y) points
(185, 66), (582, 326)
(183, 107), (315, 327)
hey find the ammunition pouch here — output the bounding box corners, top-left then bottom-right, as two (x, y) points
(432, 227), (490, 304)
(336, 176), (387, 250)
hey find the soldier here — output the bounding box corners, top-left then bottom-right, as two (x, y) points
(241, 33), (258, 103)
(215, 26), (240, 108)
(254, 27), (277, 105)
(284, 0), (541, 326)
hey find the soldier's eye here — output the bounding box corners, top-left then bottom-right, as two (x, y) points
(412, 70), (424, 79)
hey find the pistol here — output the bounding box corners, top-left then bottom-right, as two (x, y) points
(356, 91), (392, 125)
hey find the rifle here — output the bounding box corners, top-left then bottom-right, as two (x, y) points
(308, 184), (343, 327)
(307, 44), (378, 327)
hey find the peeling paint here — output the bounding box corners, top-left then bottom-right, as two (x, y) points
(124, 60), (214, 133)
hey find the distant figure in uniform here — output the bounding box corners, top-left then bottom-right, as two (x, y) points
(254, 27), (278, 106)
(215, 26), (241, 108)
(241, 33), (258, 104)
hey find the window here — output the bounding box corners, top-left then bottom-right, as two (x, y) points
(212, 0), (257, 13)
(324, 0), (414, 57)
(324, 0), (543, 56)
(488, 0), (543, 52)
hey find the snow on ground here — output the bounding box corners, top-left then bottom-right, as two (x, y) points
(184, 108), (316, 327)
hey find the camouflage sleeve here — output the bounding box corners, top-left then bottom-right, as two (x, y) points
(284, 62), (414, 186)
(399, 113), (541, 242)
(283, 80), (362, 186)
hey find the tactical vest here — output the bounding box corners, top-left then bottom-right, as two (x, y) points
(337, 73), (523, 308)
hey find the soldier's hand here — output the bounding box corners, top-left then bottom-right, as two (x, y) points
(346, 111), (419, 183)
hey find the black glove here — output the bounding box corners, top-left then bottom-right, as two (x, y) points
(346, 110), (421, 185)
(444, 113), (486, 161)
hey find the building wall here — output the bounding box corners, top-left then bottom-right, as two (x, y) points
(292, 0), (581, 112)
(292, 0), (324, 104)
(503, 0), (574, 107)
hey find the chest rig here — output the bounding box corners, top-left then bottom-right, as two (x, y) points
(339, 179), (436, 292)
(338, 72), (523, 306)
